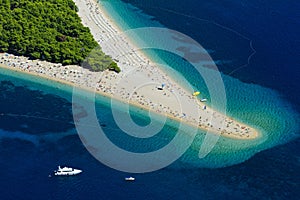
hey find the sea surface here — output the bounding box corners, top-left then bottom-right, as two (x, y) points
(0, 0), (299, 199)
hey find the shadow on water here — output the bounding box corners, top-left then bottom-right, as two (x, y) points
(0, 80), (74, 134)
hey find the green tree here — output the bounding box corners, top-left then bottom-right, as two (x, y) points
(0, 0), (120, 72)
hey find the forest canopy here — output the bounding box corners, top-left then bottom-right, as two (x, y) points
(0, 0), (119, 72)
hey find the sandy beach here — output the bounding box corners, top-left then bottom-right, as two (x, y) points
(0, 0), (259, 140)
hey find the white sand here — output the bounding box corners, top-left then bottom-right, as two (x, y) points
(0, 0), (259, 139)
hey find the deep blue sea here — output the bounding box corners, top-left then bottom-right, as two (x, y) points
(0, 0), (299, 199)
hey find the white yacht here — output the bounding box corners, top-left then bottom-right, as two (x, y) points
(54, 166), (82, 176)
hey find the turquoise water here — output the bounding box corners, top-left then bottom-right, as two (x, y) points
(98, 0), (299, 167)
(1, 1), (299, 199)
(1, 0), (299, 169)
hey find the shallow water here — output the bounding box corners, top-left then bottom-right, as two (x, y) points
(100, 0), (299, 163)
(0, 0), (299, 199)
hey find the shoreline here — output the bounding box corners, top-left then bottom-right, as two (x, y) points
(96, 0), (197, 97)
(75, 0), (260, 139)
(0, 61), (259, 140)
(0, 0), (260, 140)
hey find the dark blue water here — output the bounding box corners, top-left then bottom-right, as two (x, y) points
(121, 0), (300, 112)
(0, 0), (299, 199)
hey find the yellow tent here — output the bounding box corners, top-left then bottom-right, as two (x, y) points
(192, 91), (200, 96)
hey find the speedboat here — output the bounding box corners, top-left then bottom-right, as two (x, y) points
(54, 166), (82, 176)
(125, 177), (135, 181)
(200, 98), (207, 102)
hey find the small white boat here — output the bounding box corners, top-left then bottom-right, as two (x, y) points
(125, 177), (135, 181)
(200, 98), (207, 102)
(54, 166), (82, 176)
